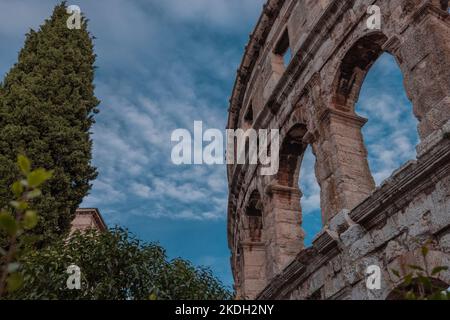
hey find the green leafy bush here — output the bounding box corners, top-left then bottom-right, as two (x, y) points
(9, 228), (233, 300)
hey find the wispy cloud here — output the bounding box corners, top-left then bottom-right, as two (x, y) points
(357, 54), (419, 184)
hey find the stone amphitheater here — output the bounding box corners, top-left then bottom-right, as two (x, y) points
(227, 0), (450, 299)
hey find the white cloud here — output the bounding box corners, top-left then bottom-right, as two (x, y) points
(83, 178), (126, 207)
(130, 182), (152, 198)
(299, 147), (321, 215)
(358, 54), (419, 186)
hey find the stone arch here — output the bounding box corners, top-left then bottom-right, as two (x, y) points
(278, 123), (308, 187)
(330, 6), (450, 140)
(329, 30), (431, 140)
(332, 31), (389, 113)
(260, 122), (308, 279)
(312, 31), (421, 221)
(330, 30), (422, 186)
(244, 190), (264, 242)
(435, 0), (450, 11)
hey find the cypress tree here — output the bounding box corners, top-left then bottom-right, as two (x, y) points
(0, 2), (99, 244)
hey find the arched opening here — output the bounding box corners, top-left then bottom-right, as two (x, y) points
(278, 124), (307, 187)
(435, 0), (449, 11)
(274, 123), (321, 246)
(320, 32), (421, 218)
(333, 33), (389, 112)
(276, 124), (322, 246)
(273, 29), (292, 73)
(298, 146), (322, 246)
(260, 124), (307, 278)
(356, 53), (419, 185)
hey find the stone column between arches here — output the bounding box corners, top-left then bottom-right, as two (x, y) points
(313, 109), (375, 223)
(398, 8), (450, 139)
(264, 184), (305, 280)
(238, 241), (267, 299)
(236, 202), (268, 299)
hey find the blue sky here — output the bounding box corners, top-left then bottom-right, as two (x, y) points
(0, 1), (419, 288)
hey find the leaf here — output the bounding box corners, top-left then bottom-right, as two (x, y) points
(17, 155), (31, 175)
(27, 169), (53, 188)
(11, 181), (24, 197)
(432, 266), (449, 276)
(418, 275), (432, 290)
(7, 272), (24, 293)
(23, 210), (38, 230)
(404, 274), (413, 286)
(0, 211), (18, 236)
(408, 265), (424, 272)
(10, 200), (28, 210)
(149, 293), (158, 300)
(25, 189), (42, 200)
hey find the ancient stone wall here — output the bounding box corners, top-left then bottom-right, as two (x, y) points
(227, 0), (450, 299)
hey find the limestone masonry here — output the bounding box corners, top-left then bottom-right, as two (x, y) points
(227, 0), (450, 299)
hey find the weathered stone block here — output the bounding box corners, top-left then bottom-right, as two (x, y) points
(340, 224), (365, 247)
(348, 233), (375, 261)
(385, 240), (407, 262)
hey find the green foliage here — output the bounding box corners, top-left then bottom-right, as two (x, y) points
(0, 155), (53, 297)
(8, 228), (233, 300)
(0, 2), (99, 245)
(391, 243), (450, 300)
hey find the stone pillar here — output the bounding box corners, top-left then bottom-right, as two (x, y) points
(239, 242), (267, 299)
(313, 109), (375, 223)
(398, 6), (450, 139)
(264, 184), (304, 280)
